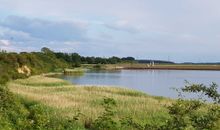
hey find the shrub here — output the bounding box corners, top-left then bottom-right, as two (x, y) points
(28, 104), (50, 129)
(0, 86), (30, 129)
(92, 97), (119, 130)
(0, 74), (10, 85)
(93, 64), (102, 69)
(120, 116), (144, 130)
(162, 82), (220, 130)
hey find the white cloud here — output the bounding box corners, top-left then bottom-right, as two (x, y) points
(0, 39), (11, 46)
(0, 16), (88, 42)
(104, 20), (142, 33)
(63, 41), (81, 46)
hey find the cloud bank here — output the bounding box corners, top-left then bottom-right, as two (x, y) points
(0, 0), (220, 62)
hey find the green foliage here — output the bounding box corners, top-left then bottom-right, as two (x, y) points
(0, 86), (85, 130)
(93, 64), (102, 69)
(162, 82), (220, 130)
(121, 57), (135, 62)
(0, 86), (30, 129)
(55, 51), (136, 65)
(41, 47), (54, 55)
(100, 82), (220, 130)
(0, 47), (84, 129)
(1, 80), (220, 129)
(120, 116), (144, 130)
(0, 74), (10, 85)
(71, 53), (81, 67)
(28, 104), (50, 129)
(181, 82), (220, 103)
(92, 97), (119, 130)
(0, 48), (70, 85)
(0, 114), (12, 130)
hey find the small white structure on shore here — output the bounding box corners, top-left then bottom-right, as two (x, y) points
(152, 61), (155, 66)
(147, 61), (155, 67)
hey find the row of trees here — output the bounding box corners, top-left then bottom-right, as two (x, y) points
(54, 52), (136, 67)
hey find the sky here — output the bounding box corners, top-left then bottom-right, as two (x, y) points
(0, 0), (220, 62)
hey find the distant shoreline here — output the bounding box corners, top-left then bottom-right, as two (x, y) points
(102, 64), (220, 71)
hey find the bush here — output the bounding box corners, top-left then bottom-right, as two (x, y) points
(93, 64), (102, 69)
(0, 86), (30, 129)
(92, 98), (119, 130)
(162, 82), (220, 130)
(28, 104), (50, 129)
(120, 117), (144, 130)
(0, 74), (10, 85)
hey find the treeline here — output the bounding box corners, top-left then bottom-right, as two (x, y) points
(55, 52), (136, 67)
(55, 52), (177, 66)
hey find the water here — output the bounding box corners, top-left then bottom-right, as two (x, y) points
(59, 69), (220, 98)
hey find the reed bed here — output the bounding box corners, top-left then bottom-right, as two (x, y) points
(8, 75), (171, 125)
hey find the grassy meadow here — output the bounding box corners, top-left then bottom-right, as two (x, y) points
(8, 75), (171, 128)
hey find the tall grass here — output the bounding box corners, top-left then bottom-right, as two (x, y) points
(8, 75), (171, 126)
(64, 68), (85, 75)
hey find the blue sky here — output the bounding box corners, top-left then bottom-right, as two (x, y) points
(0, 0), (220, 62)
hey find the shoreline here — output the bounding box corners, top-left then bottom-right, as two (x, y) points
(124, 67), (220, 71)
(102, 64), (220, 71)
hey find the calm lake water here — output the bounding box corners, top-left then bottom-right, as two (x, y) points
(59, 70), (220, 98)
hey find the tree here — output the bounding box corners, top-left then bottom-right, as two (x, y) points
(121, 57), (135, 62)
(71, 53), (81, 67)
(41, 47), (54, 54)
(108, 56), (121, 64)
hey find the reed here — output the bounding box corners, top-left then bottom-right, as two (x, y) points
(64, 68), (85, 75)
(8, 75), (171, 125)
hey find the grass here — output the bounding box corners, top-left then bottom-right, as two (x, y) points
(13, 75), (71, 86)
(8, 75), (171, 126)
(64, 68), (85, 75)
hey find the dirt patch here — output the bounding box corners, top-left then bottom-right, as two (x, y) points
(17, 65), (31, 76)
